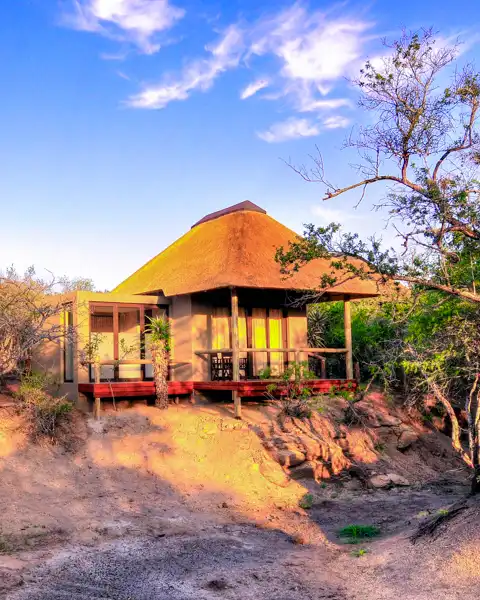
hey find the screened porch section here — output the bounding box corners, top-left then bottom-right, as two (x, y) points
(88, 302), (166, 382)
(195, 291), (354, 384)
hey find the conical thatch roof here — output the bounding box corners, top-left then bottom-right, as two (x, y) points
(114, 202), (379, 298)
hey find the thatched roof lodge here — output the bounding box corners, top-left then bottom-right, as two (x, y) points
(114, 201), (376, 298)
(36, 201), (379, 416)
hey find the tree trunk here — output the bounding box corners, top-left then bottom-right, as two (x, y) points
(429, 380), (463, 453)
(151, 343), (169, 409)
(471, 464), (480, 495)
(466, 377), (480, 495)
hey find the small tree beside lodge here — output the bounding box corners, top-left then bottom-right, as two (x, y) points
(0, 268), (80, 382)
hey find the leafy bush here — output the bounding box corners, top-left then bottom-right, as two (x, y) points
(260, 361), (315, 418)
(351, 548), (368, 557)
(0, 534), (12, 554)
(308, 299), (401, 381)
(338, 524), (380, 543)
(299, 493), (314, 509)
(16, 373), (72, 442)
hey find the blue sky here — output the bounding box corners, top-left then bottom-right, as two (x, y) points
(2, 0), (480, 290)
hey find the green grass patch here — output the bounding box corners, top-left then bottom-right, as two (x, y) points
(0, 535), (12, 554)
(299, 493), (314, 510)
(415, 510), (429, 519)
(338, 524), (380, 543)
(351, 548), (369, 557)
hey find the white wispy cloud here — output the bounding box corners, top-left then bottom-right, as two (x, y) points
(63, 0), (185, 54)
(311, 205), (363, 225)
(240, 78), (269, 99)
(257, 117), (320, 143)
(298, 97), (352, 113)
(249, 5), (372, 112)
(128, 25), (243, 108)
(257, 111), (351, 143)
(64, 0), (373, 129)
(124, 3), (372, 111)
(323, 115), (351, 129)
(257, 111), (350, 143)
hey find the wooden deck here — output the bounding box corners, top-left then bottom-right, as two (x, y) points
(78, 379), (356, 399)
(78, 381), (193, 398)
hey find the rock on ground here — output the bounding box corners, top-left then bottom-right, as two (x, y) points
(370, 473), (410, 489)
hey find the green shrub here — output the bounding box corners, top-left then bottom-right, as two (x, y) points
(0, 534), (12, 554)
(338, 524), (380, 543)
(299, 493), (314, 509)
(16, 373), (72, 442)
(260, 361), (315, 418)
(351, 548), (368, 557)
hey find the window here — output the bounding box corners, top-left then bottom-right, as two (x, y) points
(90, 305), (115, 381)
(118, 307), (141, 380)
(63, 306), (74, 383)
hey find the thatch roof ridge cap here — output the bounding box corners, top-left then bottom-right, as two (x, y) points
(191, 200), (267, 228)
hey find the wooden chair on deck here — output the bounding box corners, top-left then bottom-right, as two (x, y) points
(211, 353), (249, 381)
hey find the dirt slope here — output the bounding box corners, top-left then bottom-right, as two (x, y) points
(0, 396), (477, 600)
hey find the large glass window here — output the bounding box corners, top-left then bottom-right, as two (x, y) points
(90, 305), (115, 381)
(118, 307), (141, 380)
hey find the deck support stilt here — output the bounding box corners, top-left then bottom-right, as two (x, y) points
(94, 397), (101, 419)
(94, 363), (101, 420)
(233, 390), (242, 419)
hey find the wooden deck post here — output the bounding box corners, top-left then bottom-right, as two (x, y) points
(231, 287), (241, 419)
(354, 362), (361, 383)
(320, 357), (327, 379)
(344, 296), (353, 380)
(93, 362), (101, 420)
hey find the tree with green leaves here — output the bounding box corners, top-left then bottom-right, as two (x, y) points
(145, 316), (171, 409)
(278, 29), (480, 492)
(280, 29), (480, 303)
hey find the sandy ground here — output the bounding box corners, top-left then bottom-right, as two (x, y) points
(0, 401), (478, 599)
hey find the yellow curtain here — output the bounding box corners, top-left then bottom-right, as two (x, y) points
(269, 309), (284, 376)
(238, 308), (247, 359)
(212, 307), (230, 350)
(252, 308), (267, 375)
